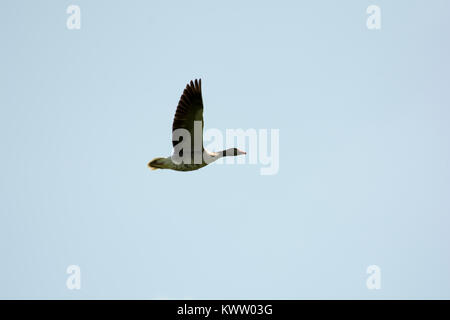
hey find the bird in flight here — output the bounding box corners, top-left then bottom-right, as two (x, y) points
(148, 79), (246, 172)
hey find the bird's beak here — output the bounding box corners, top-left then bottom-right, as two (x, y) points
(240, 150), (247, 155)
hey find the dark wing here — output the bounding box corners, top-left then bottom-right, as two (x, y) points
(172, 79), (204, 152)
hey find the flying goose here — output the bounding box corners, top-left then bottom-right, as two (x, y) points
(148, 79), (246, 171)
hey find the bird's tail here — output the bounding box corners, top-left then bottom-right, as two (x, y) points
(148, 157), (166, 170)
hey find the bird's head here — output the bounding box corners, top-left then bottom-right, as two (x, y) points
(224, 148), (246, 156)
(235, 148), (247, 155)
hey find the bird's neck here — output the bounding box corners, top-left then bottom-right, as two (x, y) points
(201, 149), (235, 165)
(218, 148), (235, 158)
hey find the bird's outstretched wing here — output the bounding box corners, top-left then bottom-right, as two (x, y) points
(172, 79), (204, 152)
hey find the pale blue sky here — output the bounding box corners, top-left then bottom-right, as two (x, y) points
(1, 0), (450, 299)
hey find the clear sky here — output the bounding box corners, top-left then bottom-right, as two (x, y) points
(1, 0), (450, 299)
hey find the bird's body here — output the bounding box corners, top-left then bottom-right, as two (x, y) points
(149, 157), (207, 171)
(148, 79), (246, 172)
(149, 152), (213, 172)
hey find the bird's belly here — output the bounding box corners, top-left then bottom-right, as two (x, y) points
(172, 163), (206, 172)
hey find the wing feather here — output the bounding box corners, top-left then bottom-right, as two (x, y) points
(172, 79), (204, 152)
